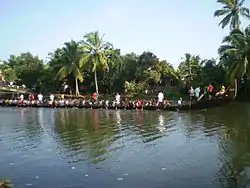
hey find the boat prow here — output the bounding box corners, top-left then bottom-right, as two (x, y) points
(164, 79), (237, 111)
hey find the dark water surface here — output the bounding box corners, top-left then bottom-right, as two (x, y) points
(1, 103), (250, 188)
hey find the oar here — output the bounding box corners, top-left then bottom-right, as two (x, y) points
(197, 94), (204, 101)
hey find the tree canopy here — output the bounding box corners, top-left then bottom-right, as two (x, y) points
(1, 0), (250, 98)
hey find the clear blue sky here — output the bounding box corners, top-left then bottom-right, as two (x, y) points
(1, 0), (249, 68)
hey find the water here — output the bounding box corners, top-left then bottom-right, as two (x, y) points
(1, 103), (250, 188)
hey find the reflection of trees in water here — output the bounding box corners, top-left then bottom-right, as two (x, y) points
(20, 108), (43, 149)
(176, 103), (250, 187)
(180, 111), (206, 138)
(54, 109), (118, 164)
(120, 111), (165, 143)
(118, 111), (177, 143)
(203, 103), (250, 187)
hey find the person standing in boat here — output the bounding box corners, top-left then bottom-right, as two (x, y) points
(37, 93), (43, 103)
(49, 94), (54, 102)
(189, 86), (195, 102)
(207, 83), (214, 100)
(115, 93), (120, 106)
(203, 85), (208, 100)
(28, 93), (33, 105)
(157, 91), (164, 106)
(49, 94), (55, 106)
(18, 94), (24, 105)
(92, 92), (98, 102)
(194, 86), (201, 100)
(136, 99), (143, 110)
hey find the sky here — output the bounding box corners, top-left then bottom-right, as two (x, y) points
(0, 0), (249, 68)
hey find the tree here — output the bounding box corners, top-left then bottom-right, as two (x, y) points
(0, 63), (17, 82)
(214, 0), (250, 30)
(178, 53), (202, 85)
(99, 49), (124, 93)
(218, 26), (250, 82)
(2, 53), (45, 89)
(135, 51), (159, 82)
(80, 31), (112, 95)
(201, 59), (226, 86)
(55, 40), (85, 96)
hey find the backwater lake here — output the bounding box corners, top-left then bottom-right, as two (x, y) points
(1, 103), (250, 188)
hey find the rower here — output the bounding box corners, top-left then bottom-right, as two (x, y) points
(216, 85), (226, 96)
(203, 85), (208, 100)
(157, 91), (164, 106)
(19, 94), (24, 101)
(136, 99), (143, 109)
(50, 94), (54, 102)
(115, 93), (120, 106)
(92, 92), (98, 102)
(178, 98), (183, 105)
(49, 94), (55, 106)
(37, 93), (43, 103)
(105, 100), (109, 109)
(189, 86), (195, 102)
(207, 83), (214, 100)
(194, 86), (200, 99)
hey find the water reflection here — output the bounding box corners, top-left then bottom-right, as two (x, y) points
(137, 110), (143, 127)
(1, 103), (250, 187)
(54, 109), (118, 164)
(157, 114), (165, 132)
(114, 110), (121, 127)
(201, 103), (250, 188)
(16, 108), (43, 151)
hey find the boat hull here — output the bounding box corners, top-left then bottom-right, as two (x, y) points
(0, 97), (233, 111)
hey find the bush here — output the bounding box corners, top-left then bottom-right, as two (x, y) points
(163, 89), (188, 100)
(124, 81), (147, 95)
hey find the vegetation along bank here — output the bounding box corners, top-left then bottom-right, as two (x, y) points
(0, 0), (250, 101)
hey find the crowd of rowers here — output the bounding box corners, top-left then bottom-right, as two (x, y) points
(0, 83), (227, 109)
(188, 83), (226, 101)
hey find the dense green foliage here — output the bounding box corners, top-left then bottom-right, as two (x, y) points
(0, 1), (250, 99)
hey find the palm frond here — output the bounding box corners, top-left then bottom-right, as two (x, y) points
(219, 13), (232, 29)
(79, 53), (91, 68)
(56, 67), (69, 80)
(218, 44), (235, 54)
(238, 0), (246, 7)
(214, 9), (230, 17)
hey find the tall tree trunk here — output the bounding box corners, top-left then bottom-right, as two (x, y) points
(94, 70), (99, 95)
(75, 78), (79, 96)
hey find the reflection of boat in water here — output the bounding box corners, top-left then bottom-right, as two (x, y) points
(157, 114), (165, 132)
(114, 110), (122, 126)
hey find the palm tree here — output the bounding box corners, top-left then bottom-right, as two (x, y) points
(214, 0), (250, 30)
(218, 26), (250, 81)
(178, 53), (202, 84)
(56, 40), (84, 96)
(80, 31), (112, 95)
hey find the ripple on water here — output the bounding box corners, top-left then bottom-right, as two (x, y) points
(0, 106), (246, 188)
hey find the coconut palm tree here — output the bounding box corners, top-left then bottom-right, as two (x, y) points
(56, 40), (84, 96)
(80, 31), (113, 95)
(214, 0), (250, 30)
(218, 26), (250, 81)
(178, 53), (202, 84)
